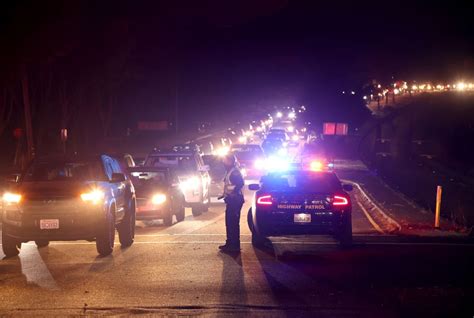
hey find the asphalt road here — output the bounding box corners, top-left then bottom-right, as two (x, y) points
(1, 187), (473, 317)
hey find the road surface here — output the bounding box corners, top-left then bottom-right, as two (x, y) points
(1, 186), (473, 317)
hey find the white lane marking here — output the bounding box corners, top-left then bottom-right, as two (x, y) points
(19, 246), (60, 290)
(343, 179), (402, 231)
(356, 201), (384, 234)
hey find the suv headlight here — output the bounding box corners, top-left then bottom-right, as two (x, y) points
(80, 189), (104, 204)
(2, 192), (22, 204)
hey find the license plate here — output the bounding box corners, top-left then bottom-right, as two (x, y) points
(294, 213), (311, 223)
(40, 219), (59, 230)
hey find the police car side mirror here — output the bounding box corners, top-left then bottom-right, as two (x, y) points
(248, 184), (260, 191)
(342, 184), (353, 192)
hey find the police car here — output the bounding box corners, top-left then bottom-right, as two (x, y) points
(144, 145), (211, 216)
(247, 168), (353, 247)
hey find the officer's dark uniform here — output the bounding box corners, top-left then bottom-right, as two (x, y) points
(221, 162), (244, 250)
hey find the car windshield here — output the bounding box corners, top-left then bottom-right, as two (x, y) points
(129, 170), (168, 187)
(145, 155), (197, 172)
(23, 161), (106, 182)
(262, 172), (341, 192)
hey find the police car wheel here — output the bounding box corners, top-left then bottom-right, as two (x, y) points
(2, 230), (21, 257)
(96, 207), (116, 256)
(247, 208), (254, 232)
(251, 233), (268, 248)
(338, 213), (353, 248)
(35, 240), (49, 248)
(118, 200), (135, 247)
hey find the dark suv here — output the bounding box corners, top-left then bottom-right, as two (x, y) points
(1, 155), (136, 257)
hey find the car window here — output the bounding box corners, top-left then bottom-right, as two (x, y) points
(110, 158), (122, 174)
(23, 161), (107, 182)
(103, 158), (114, 180)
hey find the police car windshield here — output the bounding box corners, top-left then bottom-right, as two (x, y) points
(146, 155), (197, 172)
(23, 161), (106, 182)
(262, 172), (341, 192)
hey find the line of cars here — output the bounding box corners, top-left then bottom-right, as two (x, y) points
(1, 144), (213, 257)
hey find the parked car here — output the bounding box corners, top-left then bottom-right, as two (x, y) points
(1, 154), (136, 257)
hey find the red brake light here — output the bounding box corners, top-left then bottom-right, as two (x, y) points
(333, 195), (349, 206)
(257, 195), (272, 205)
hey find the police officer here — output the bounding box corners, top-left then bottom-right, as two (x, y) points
(218, 154), (244, 252)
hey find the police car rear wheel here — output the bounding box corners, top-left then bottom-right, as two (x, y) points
(96, 207), (115, 256)
(2, 230), (21, 257)
(338, 213), (353, 248)
(247, 208), (268, 249)
(35, 240), (49, 248)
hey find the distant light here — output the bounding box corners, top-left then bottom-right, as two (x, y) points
(291, 134), (299, 142)
(276, 112), (283, 118)
(342, 91), (345, 94)
(377, 84), (381, 88)
(287, 126), (294, 132)
(412, 85), (418, 90)
(288, 112), (296, 119)
(350, 91), (355, 95)
(238, 136), (247, 143)
(363, 95), (367, 100)
(394, 88), (400, 95)
(426, 84), (432, 90)
(457, 82), (466, 91)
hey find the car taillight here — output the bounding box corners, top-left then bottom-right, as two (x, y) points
(257, 195), (272, 205)
(333, 195), (349, 206)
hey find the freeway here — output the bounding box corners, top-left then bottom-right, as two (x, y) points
(1, 186), (473, 317)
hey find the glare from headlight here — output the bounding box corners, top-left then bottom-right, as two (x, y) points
(179, 176), (201, 191)
(80, 189), (104, 204)
(254, 159), (264, 170)
(152, 193), (167, 205)
(2, 192), (22, 204)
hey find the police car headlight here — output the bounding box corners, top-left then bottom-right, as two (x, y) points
(151, 193), (167, 205)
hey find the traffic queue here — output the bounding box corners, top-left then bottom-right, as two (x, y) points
(1, 108), (353, 257)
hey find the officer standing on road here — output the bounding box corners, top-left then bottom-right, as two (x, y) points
(218, 154), (245, 253)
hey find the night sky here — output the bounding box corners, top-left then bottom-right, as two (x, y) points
(1, 1), (473, 125)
